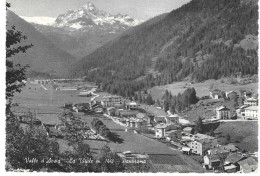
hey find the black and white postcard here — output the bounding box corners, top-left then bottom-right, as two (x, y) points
(3, 0), (259, 173)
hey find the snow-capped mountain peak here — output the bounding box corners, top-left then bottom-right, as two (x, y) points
(82, 2), (96, 11)
(53, 2), (141, 31)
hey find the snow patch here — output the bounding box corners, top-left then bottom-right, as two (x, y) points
(70, 23), (83, 29)
(20, 16), (56, 26)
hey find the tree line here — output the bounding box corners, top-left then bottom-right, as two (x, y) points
(162, 88), (198, 114)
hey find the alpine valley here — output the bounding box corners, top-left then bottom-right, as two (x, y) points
(68, 0), (258, 97)
(21, 2), (141, 59)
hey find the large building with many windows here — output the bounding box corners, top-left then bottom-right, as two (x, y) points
(244, 97), (258, 106)
(101, 96), (124, 108)
(244, 106), (258, 119)
(191, 133), (218, 155)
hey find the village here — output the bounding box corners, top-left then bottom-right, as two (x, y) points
(13, 78), (258, 173)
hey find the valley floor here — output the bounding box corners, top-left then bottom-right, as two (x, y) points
(12, 82), (205, 172)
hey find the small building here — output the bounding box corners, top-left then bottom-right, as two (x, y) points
(244, 91), (253, 99)
(78, 91), (92, 97)
(237, 157), (258, 173)
(125, 102), (139, 110)
(165, 114), (179, 125)
(135, 119), (143, 128)
(64, 102), (73, 109)
(129, 120), (135, 128)
(182, 147), (192, 155)
(126, 119), (130, 127)
(244, 97), (258, 106)
(244, 106), (258, 119)
(224, 153), (246, 171)
(191, 133), (218, 155)
(183, 127), (193, 134)
(237, 105), (250, 117)
(222, 144), (238, 152)
(154, 123), (181, 139)
(224, 164), (237, 173)
(155, 123), (167, 138)
(225, 91), (238, 99)
(204, 154), (221, 170)
(107, 107), (116, 116)
(154, 116), (166, 124)
(207, 147), (229, 158)
(216, 106), (231, 119)
(94, 107), (103, 114)
(146, 114), (155, 126)
(210, 89), (223, 99)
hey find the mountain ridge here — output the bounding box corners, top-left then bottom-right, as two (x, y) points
(7, 10), (76, 78)
(68, 0), (258, 97)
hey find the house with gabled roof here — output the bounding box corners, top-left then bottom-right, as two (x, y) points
(216, 106), (231, 119)
(224, 153), (246, 172)
(238, 157), (258, 173)
(204, 154), (221, 170)
(210, 89), (223, 99)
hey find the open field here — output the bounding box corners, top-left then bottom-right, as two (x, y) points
(80, 114), (204, 172)
(214, 121), (258, 153)
(13, 82), (204, 172)
(82, 114), (178, 154)
(12, 82), (93, 124)
(149, 79), (258, 100)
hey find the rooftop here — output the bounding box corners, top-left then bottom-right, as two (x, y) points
(209, 147), (229, 155)
(216, 106), (230, 111)
(238, 157), (257, 166)
(223, 144), (238, 152)
(167, 114), (179, 118)
(225, 153), (245, 164)
(238, 157), (258, 173)
(119, 110), (139, 116)
(245, 97), (258, 102)
(126, 102), (138, 106)
(194, 133), (215, 140)
(207, 154), (220, 161)
(154, 116), (166, 122)
(155, 123), (169, 129)
(224, 164), (237, 170)
(244, 106), (258, 111)
(136, 113), (147, 119)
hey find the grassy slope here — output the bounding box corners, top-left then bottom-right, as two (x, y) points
(13, 83), (205, 172)
(214, 121), (258, 152)
(12, 82), (93, 124)
(149, 78), (258, 101)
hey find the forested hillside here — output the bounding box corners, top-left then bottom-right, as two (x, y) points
(69, 0), (258, 98)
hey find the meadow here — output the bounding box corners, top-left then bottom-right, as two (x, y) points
(13, 82), (204, 172)
(149, 78), (258, 100)
(214, 121), (258, 153)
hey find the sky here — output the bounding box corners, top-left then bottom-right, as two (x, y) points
(8, 0), (190, 21)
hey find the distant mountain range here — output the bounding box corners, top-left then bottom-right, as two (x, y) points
(20, 2), (141, 59)
(7, 10), (76, 78)
(68, 0), (258, 97)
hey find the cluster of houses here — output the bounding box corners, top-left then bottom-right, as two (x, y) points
(209, 89), (258, 120)
(203, 144), (257, 173)
(179, 132), (258, 173)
